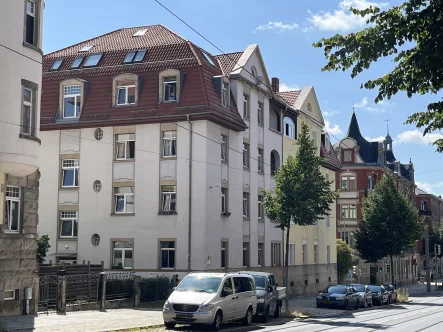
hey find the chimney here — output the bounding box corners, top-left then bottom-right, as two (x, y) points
(272, 77), (280, 93)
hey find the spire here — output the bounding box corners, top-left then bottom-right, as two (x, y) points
(384, 118), (392, 140)
(346, 110), (364, 141)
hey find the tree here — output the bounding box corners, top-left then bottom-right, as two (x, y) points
(313, 1), (443, 151)
(263, 122), (338, 312)
(337, 239), (353, 283)
(354, 173), (422, 284)
(36, 235), (51, 264)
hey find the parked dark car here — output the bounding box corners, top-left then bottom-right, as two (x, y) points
(383, 284), (398, 303)
(316, 285), (360, 310)
(369, 285), (389, 305)
(350, 284), (373, 308)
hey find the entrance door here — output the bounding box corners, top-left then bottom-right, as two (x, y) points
(370, 267), (377, 284)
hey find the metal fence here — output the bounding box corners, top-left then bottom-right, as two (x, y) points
(66, 274), (100, 304)
(38, 275), (59, 312)
(140, 276), (173, 302)
(105, 272), (134, 300)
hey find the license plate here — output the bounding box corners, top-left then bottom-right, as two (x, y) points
(323, 300), (332, 304)
(176, 313), (193, 320)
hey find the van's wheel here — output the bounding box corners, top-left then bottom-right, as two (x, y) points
(364, 299), (368, 308)
(164, 322), (176, 329)
(243, 307), (253, 326)
(274, 301), (281, 318)
(212, 311), (223, 331)
(263, 305), (269, 323)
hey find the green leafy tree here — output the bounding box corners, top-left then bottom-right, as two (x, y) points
(36, 235), (51, 264)
(354, 173), (422, 284)
(337, 239), (353, 283)
(313, 1), (443, 151)
(263, 122), (338, 311)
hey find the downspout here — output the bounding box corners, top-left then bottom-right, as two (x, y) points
(187, 115), (193, 273)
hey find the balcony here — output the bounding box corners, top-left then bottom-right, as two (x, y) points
(419, 210), (432, 216)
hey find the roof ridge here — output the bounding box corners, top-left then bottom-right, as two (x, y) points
(157, 24), (189, 42)
(214, 51), (244, 57)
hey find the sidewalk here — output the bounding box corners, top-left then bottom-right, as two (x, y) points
(287, 296), (343, 317)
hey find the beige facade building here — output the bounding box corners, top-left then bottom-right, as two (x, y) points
(0, 0), (44, 316)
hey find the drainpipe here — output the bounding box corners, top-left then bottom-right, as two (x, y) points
(187, 115), (193, 273)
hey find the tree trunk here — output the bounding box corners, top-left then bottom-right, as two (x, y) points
(390, 254), (394, 286)
(284, 224), (290, 314)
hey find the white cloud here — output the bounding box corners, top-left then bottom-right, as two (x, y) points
(254, 21), (299, 33)
(353, 96), (387, 112)
(325, 120), (343, 135)
(307, 0), (388, 32)
(416, 181), (443, 197)
(396, 130), (443, 145)
(364, 136), (385, 142)
(279, 83), (300, 92)
(323, 110), (340, 117)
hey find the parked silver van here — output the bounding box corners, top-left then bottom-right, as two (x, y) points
(163, 272), (257, 330)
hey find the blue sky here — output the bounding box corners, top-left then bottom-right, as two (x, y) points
(43, 0), (442, 195)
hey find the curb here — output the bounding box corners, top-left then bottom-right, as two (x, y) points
(102, 324), (165, 331)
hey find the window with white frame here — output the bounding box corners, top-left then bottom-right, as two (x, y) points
(258, 195), (264, 220)
(163, 76), (177, 102)
(161, 186), (176, 212)
(302, 243), (307, 264)
(289, 243), (296, 266)
(326, 215), (331, 228)
(222, 82), (229, 108)
(243, 242), (250, 267)
(25, 0), (38, 46)
(112, 240), (133, 269)
(243, 192), (249, 217)
(61, 159), (79, 188)
(162, 131), (177, 158)
(4, 290), (16, 301)
(5, 186), (20, 233)
(60, 211), (78, 238)
(314, 244), (318, 264)
(341, 175), (356, 191)
(243, 94), (249, 118)
(22, 87), (33, 135)
(221, 240), (228, 268)
(114, 187), (134, 214)
(160, 240), (175, 269)
(341, 204), (356, 219)
(117, 84), (136, 105)
(258, 243), (264, 266)
(368, 174), (376, 190)
(63, 85), (81, 119)
(343, 149), (353, 162)
(258, 101), (263, 126)
(115, 134), (135, 160)
(341, 232), (350, 245)
(221, 188), (228, 213)
(284, 118), (295, 139)
(271, 242), (281, 266)
(221, 135), (228, 162)
(327, 244), (331, 264)
(243, 143), (250, 168)
(258, 148), (263, 173)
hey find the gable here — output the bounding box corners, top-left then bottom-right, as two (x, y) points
(296, 87), (325, 126)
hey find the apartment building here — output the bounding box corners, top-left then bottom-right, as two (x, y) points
(334, 112), (416, 284)
(38, 25), (285, 275)
(275, 82), (340, 290)
(0, 0), (44, 316)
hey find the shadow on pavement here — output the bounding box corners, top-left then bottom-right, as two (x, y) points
(171, 317), (294, 331)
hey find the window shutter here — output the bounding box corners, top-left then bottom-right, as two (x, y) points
(180, 72), (186, 90)
(83, 81), (89, 102)
(137, 76), (144, 102)
(212, 76), (222, 97)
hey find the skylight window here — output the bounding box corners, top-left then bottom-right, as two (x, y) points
(123, 50), (147, 64)
(201, 50), (216, 66)
(83, 53), (103, 67)
(79, 45), (93, 52)
(71, 57), (84, 68)
(51, 58), (64, 70)
(133, 29), (148, 37)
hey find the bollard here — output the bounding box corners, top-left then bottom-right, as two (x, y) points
(99, 272), (106, 309)
(134, 276), (141, 308)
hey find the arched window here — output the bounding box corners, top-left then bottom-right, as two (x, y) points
(270, 150), (280, 175)
(251, 66), (257, 77)
(269, 110), (281, 132)
(283, 117), (295, 139)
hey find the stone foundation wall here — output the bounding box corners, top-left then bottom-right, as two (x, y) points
(0, 171), (39, 316)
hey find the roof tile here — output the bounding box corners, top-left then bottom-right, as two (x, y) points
(276, 90), (301, 106)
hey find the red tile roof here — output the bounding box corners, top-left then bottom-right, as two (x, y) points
(213, 52), (244, 75)
(321, 144), (341, 170)
(276, 91), (301, 106)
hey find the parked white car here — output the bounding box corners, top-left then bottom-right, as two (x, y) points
(163, 272), (257, 330)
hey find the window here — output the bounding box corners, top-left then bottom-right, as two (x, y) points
(115, 134), (135, 160)
(312, 130), (317, 147)
(160, 241), (175, 269)
(161, 186), (176, 212)
(314, 244), (318, 264)
(307, 103), (312, 112)
(94, 128), (103, 141)
(112, 241), (133, 269)
(341, 175), (356, 191)
(326, 215), (330, 228)
(133, 29), (148, 37)
(4, 290), (16, 301)
(61, 159), (79, 188)
(71, 57), (84, 68)
(271, 242), (281, 266)
(162, 131), (177, 157)
(251, 66), (257, 77)
(258, 148), (263, 173)
(221, 241), (228, 268)
(327, 244), (331, 264)
(51, 59), (64, 70)
(302, 244), (307, 264)
(341, 204), (356, 219)
(5, 186), (20, 233)
(289, 243), (296, 266)
(221, 278), (233, 297)
(221, 188), (228, 213)
(325, 172), (329, 182)
(368, 174), (376, 190)
(284, 118), (295, 139)
(22, 87), (34, 135)
(243, 192), (249, 217)
(258, 102), (263, 126)
(201, 50), (216, 66)
(123, 50), (146, 63)
(60, 211), (78, 238)
(258, 243), (264, 267)
(258, 195), (264, 220)
(270, 110), (281, 132)
(243, 143), (250, 169)
(25, 0), (37, 45)
(221, 135), (228, 162)
(222, 82), (230, 108)
(79, 45), (93, 52)
(93, 180), (102, 192)
(117, 85), (136, 105)
(243, 94), (249, 118)
(114, 187), (134, 214)
(421, 200), (427, 211)
(270, 150), (280, 175)
(341, 232), (350, 245)
(343, 149), (353, 162)
(83, 53), (103, 67)
(325, 134), (330, 152)
(63, 85), (81, 118)
(163, 76), (177, 102)
(243, 242), (250, 267)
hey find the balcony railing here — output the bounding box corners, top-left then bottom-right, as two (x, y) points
(419, 210), (432, 216)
